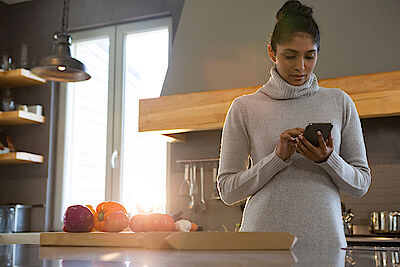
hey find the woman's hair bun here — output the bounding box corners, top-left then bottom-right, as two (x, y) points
(270, 0), (320, 52)
(276, 0), (313, 21)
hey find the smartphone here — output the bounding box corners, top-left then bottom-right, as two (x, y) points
(303, 123), (333, 147)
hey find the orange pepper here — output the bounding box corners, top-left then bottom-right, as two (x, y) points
(93, 201), (127, 232)
(85, 205), (96, 232)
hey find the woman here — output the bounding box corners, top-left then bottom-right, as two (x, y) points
(217, 0), (371, 249)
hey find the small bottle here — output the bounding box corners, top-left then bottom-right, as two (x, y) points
(7, 57), (14, 70)
(2, 89), (16, 111)
(1, 55), (8, 70)
(20, 44), (29, 69)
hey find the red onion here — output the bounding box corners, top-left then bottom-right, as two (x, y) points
(63, 205), (94, 232)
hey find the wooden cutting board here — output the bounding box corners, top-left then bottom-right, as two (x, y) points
(165, 232), (297, 250)
(40, 232), (144, 247)
(135, 232), (174, 249)
(40, 231), (297, 250)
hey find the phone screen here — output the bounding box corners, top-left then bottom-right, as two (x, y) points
(303, 123), (333, 146)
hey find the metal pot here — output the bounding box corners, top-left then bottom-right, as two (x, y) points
(374, 251), (400, 267)
(370, 211), (400, 234)
(0, 205), (32, 233)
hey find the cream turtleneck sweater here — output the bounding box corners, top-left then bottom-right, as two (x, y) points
(218, 68), (371, 249)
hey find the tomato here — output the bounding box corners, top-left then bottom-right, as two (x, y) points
(103, 211), (129, 232)
(129, 214), (146, 232)
(143, 213), (175, 232)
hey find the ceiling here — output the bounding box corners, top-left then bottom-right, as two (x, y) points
(0, 0), (34, 5)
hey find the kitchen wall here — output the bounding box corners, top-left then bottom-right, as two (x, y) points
(162, 0), (400, 95)
(0, 0), (185, 231)
(0, 3), (9, 55)
(165, 0), (400, 230)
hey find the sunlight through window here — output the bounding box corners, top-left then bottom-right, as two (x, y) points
(122, 28), (169, 214)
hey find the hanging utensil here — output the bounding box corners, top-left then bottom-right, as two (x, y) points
(192, 162), (198, 195)
(179, 164), (190, 196)
(210, 162), (221, 200)
(188, 163), (195, 210)
(197, 164), (207, 211)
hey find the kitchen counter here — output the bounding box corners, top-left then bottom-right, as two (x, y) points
(2, 233), (400, 266)
(4, 232), (400, 246)
(1, 243), (400, 266)
(0, 233), (40, 244)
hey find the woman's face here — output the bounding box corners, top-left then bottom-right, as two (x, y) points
(268, 32), (318, 86)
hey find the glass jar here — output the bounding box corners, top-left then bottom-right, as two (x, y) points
(2, 89), (16, 111)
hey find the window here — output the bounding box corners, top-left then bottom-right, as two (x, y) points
(54, 18), (171, 229)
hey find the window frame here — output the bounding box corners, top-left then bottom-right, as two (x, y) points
(53, 17), (172, 230)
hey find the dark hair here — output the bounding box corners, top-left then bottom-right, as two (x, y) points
(270, 0), (320, 52)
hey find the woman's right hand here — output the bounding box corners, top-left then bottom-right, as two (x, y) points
(276, 128), (304, 161)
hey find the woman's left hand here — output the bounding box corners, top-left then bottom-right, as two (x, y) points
(296, 131), (334, 163)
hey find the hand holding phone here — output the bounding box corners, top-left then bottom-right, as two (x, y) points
(302, 123), (333, 147)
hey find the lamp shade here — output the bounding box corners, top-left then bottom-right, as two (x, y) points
(32, 33), (91, 82)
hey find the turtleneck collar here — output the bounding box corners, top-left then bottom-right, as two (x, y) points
(260, 67), (319, 100)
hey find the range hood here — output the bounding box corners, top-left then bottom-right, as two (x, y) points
(161, 0), (399, 97)
(142, 0), (400, 140)
(161, 0), (280, 96)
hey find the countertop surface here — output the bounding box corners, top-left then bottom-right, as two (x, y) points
(3, 232), (400, 244)
(1, 244), (400, 267)
(1, 233), (400, 266)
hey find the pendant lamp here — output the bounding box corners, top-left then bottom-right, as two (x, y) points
(32, 0), (90, 82)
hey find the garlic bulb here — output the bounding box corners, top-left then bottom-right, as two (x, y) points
(175, 219), (192, 232)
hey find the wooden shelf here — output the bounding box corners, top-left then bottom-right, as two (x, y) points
(139, 70), (400, 139)
(0, 110), (45, 125)
(319, 71), (400, 118)
(0, 152), (44, 165)
(0, 68), (46, 88)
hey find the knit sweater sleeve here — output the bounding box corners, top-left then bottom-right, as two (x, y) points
(315, 91), (371, 197)
(217, 99), (291, 205)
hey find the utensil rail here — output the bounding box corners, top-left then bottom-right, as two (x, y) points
(176, 158), (219, 164)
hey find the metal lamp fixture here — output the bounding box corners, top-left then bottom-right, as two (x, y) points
(32, 0), (90, 82)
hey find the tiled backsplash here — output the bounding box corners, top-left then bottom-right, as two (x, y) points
(342, 116), (400, 225)
(168, 130), (243, 231)
(168, 116), (400, 230)
(341, 163), (400, 225)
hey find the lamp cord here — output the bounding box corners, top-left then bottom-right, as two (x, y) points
(61, 0), (69, 34)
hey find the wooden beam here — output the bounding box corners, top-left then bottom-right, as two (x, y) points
(139, 86), (258, 133)
(318, 71), (400, 95)
(319, 71), (400, 118)
(139, 71), (400, 135)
